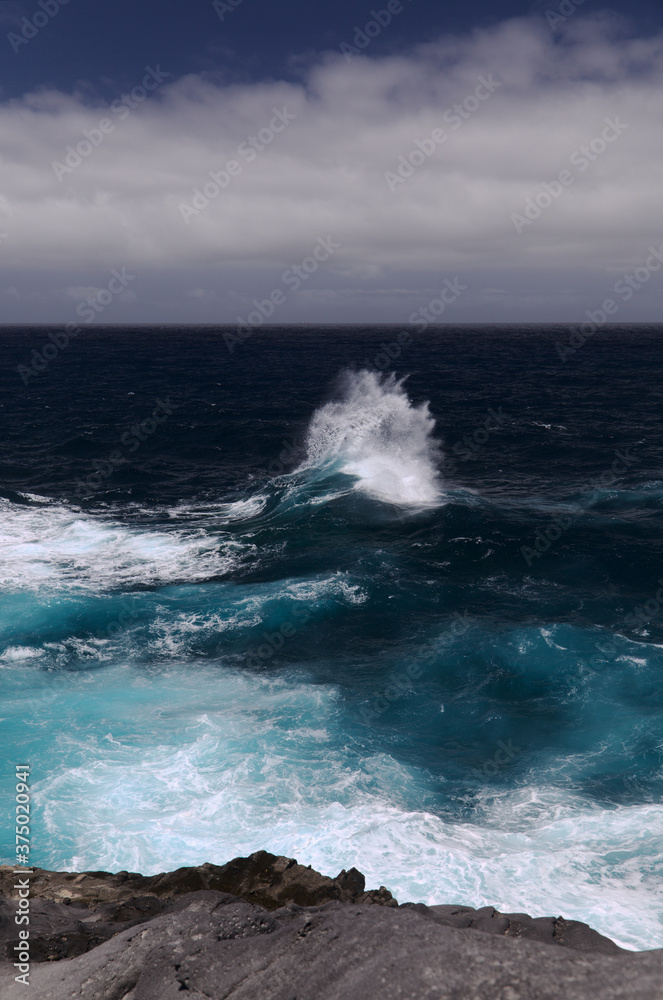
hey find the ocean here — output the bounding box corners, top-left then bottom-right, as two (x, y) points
(1, 324), (662, 951)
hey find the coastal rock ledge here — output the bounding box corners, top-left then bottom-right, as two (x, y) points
(1, 851), (661, 999)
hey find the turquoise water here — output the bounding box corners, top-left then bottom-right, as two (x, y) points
(1, 326), (662, 949)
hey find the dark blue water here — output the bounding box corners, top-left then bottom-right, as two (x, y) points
(1, 325), (662, 949)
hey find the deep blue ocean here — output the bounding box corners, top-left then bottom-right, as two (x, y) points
(1, 325), (662, 950)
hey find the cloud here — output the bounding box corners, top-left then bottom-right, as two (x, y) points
(1, 14), (662, 322)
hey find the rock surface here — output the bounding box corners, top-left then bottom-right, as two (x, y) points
(0, 850), (395, 915)
(0, 853), (661, 999)
(0, 851), (395, 965)
(0, 891), (662, 1000)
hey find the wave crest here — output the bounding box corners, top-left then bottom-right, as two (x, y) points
(300, 370), (443, 507)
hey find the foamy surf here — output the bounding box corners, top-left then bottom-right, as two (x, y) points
(0, 499), (248, 592)
(4, 325), (662, 961)
(298, 370), (443, 507)
(20, 661), (663, 953)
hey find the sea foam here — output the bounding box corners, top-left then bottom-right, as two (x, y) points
(21, 661), (663, 953)
(0, 498), (246, 592)
(299, 370), (443, 507)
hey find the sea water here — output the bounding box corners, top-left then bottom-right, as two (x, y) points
(0, 325), (662, 951)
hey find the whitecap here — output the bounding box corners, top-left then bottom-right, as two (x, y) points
(0, 499), (249, 593)
(297, 370), (444, 508)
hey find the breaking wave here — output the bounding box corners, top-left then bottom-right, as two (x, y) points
(299, 370), (443, 507)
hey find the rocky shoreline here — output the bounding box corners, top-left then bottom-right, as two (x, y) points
(1, 851), (661, 999)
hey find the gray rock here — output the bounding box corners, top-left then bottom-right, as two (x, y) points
(0, 895), (170, 963)
(408, 902), (624, 955)
(1, 854), (659, 999)
(1, 890), (661, 1000)
(0, 850), (395, 916)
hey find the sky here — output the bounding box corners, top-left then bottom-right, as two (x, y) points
(1, 0), (662, 324)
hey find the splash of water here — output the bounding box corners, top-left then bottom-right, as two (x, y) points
(300, 370), (443, 507)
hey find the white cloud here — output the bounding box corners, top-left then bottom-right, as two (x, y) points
(1, 14), (662, 321)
